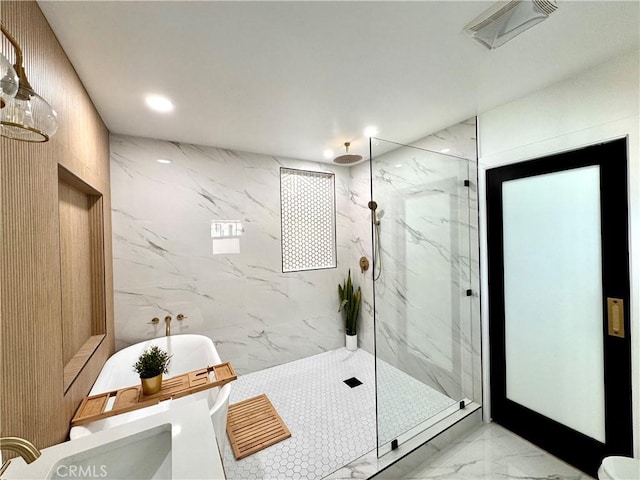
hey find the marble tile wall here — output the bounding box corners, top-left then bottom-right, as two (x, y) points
(348, 118), (481, 414)
(110, 135), (352, 374)
(110, 117), (479, 390)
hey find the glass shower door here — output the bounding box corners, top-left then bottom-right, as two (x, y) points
(370, 138), (474, 455)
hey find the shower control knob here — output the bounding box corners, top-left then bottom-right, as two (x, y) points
(359, 257), (370, 272)
(149, 317), (160, 325)
(177, 313), (187, 321)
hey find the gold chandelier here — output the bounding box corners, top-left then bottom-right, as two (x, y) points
(1, 22), (58, 142)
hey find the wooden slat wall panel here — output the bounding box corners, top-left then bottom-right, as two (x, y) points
(0, 1), (114, 452)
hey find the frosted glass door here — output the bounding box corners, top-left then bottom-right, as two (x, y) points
(486, 138), (632, 477)
(502, 166), (604, 441)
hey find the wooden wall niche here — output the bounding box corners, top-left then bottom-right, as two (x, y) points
(58, 166), (106, 392)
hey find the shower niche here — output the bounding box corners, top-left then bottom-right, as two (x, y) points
(368, 135), (480, 455)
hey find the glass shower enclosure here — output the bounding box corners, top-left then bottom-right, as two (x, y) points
(369, 137), (479, 455)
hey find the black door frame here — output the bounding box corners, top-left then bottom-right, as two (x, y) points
(486, 137), (632, 476)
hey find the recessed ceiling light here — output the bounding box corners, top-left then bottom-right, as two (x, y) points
(440, 148), (451, 153)
(145, 94), (174, 113)
(156, 159), (172, 164)
(395, 164), (403, 168)
(364, 126), (379, 138)
(323, 149), (334, 160)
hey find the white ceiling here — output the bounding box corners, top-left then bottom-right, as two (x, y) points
(38, 1), (639, 163)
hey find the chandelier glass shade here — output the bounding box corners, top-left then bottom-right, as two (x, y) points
(1, 22), (58, 142)
(0, 51), (19, 105)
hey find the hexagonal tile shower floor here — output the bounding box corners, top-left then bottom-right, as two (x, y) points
(222, 348), (455, 480)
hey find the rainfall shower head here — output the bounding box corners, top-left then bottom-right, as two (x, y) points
(333, 142), (363, 165)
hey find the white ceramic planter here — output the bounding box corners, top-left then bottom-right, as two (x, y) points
(346, 333), (357, 351)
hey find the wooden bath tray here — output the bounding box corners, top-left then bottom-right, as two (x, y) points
(71, 362), (237, 427)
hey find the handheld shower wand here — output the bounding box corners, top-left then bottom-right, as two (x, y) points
(368, 201), (383, 281)
(368, 201), (380, 225)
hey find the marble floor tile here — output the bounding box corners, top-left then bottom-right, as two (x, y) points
(380, 422), (593, 480)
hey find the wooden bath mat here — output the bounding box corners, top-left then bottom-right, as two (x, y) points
(226, 394), (291, 460)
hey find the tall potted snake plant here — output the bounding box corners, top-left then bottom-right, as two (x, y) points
(338, 269), (361, 351)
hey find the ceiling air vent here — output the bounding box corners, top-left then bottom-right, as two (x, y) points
(464, 0), (559, 50)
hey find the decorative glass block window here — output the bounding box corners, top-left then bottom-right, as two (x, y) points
(280, 168), (336, 272)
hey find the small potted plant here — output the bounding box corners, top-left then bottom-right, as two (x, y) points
(338, 269), (361, 351)
(133, 345), (172, 395)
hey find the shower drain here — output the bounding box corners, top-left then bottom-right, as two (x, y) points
(343, 377), (363, 388)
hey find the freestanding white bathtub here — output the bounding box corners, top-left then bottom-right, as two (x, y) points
(69, 335), (231, 454)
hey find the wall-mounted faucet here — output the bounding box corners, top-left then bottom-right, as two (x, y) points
(147, 313), (187, 337)
(164, 316), (172, 336)
(0, 436), (41, 464)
